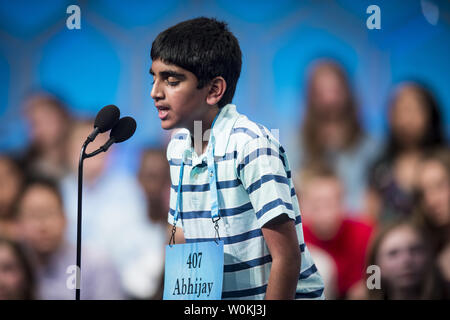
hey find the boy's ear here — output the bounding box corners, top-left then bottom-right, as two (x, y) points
(206, 76), (227, 106)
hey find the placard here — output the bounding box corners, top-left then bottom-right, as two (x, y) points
(163, 241), (224, 300)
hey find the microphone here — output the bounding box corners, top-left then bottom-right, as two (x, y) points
(86, 105), (120, 142)
(100, 116), (137, 152)
(75, 108), (135, 301)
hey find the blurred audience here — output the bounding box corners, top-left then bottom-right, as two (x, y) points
(22, 92), (72, 180)
(137, 147), (171, 300)
(16, 177), (123, 299)
(363, 220), (449, 299)
(297, 164), (374, 299)
(367, 82), (446, 223)
(138, 148), (171, 225)
(294, 59), (381, 215)
(412, 148), (450, 281)
(0, 237), (35, 300)
(60, 119), (164, 299)
(0, 64), (447, 301)
(0, 154), (24, 240)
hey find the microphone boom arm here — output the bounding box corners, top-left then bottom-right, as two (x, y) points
(83, 138), (115, 159)
(83, 147), (105, 159)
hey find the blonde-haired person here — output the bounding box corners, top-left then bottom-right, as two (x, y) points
(293, 59), (382, 216)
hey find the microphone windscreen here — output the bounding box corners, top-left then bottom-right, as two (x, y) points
(94, 105), (120, 133)
(110, 116), (137, 143)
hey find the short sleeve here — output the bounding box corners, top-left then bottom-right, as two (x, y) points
(236, 137), (296, 228)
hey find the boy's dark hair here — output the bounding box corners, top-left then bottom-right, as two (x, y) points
(151, 17), (242, 108)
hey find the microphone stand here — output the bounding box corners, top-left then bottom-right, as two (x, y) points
(76, 140), (88, 300)
(76, 140), (106, 300)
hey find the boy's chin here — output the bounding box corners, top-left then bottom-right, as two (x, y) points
(160, 117), (190, 131)
(160, 119), (177, 130)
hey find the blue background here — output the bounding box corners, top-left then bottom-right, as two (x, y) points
(0, 0), (449, 171)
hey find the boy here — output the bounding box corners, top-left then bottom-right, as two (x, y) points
(150, 17), (324, 300)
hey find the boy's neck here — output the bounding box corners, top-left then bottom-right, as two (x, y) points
(189, 106), (220, 156)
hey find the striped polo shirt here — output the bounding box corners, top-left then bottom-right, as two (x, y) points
(167, 104), (324, 300)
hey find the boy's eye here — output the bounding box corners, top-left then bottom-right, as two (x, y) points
(166, 77), (180, 86)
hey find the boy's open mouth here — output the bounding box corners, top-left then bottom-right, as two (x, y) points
(156, 105), (170, 120)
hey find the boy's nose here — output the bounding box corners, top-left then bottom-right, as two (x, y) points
(151, 82), (164, 101)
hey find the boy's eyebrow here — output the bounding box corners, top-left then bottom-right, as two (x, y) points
(160, 70), (186, 79)
(149, 68), (186, 79)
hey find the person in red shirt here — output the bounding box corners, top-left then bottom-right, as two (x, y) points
(297, 164), (374, 299)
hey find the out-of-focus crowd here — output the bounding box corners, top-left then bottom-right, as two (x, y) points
(0, 59), (449, 300)
(0, 93), (170, 300)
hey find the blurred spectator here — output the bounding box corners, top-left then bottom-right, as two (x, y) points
(367, 82), (446, 223)
(364, 220), (448, 299)
(293, 59), (381, 215)
(0, 237), (35, 300)
(16, 177), (123, 299)
(413, 148), (450, 281)
(0, 154), (24, 240)
(138, 148), (171, 224)
(137, 147), (171, 299)
(61, 119), (163, 299)
(298, 164), (374, 299)
(22, 92), (72, 180)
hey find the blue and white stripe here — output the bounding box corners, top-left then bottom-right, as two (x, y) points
(167, 104), (324, 300)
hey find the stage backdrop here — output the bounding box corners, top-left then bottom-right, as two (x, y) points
(0, 0), (449, 171)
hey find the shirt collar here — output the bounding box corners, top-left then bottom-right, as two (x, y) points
(210, 103), (240, 157)
(174, 104), (240, 162)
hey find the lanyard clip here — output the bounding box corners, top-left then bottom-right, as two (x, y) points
(212, 215), (220, 224)
(213, 219), (221, 245)
(169, 223), (177, 247)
